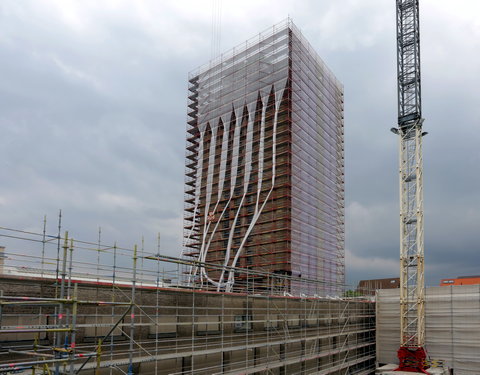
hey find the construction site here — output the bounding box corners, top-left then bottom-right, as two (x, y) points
(1, 1), (479, 375)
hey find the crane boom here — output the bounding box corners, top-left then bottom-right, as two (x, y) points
(393, 0), (428, 372)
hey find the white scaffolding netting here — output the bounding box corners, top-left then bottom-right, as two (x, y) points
(376, 285), (480, 374)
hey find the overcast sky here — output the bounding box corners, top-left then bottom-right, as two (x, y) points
(0, 0), (479, 287)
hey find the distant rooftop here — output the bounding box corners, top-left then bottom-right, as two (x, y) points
(457, 275), (480, 279)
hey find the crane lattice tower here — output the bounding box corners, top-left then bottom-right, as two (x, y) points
(393, 0), (429, 371)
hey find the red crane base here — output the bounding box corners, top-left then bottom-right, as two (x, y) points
(396, 347), (430, 373)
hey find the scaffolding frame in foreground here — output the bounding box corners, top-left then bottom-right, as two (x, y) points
(0, 224), (374, 374)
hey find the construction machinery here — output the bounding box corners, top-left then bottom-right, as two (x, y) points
(391, 0), (429, 372)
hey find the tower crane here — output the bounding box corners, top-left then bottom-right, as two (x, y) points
(391, 0), (429, 372)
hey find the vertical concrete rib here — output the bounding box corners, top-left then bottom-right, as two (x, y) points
(226, 83), (286, 291)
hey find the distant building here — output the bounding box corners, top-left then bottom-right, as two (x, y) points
(357, 277), (400, 295)
(183, 20), (345, 295)
(440, 275), (480, 286)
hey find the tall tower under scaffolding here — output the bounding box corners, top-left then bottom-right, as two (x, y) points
(183, 20), (345, 295)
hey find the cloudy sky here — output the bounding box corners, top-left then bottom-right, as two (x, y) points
(0, 0), (479, 286)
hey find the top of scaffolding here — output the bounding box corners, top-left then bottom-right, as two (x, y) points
(188, 18), (342, 89)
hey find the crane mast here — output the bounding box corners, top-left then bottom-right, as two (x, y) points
(393, 0), (428, 372)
